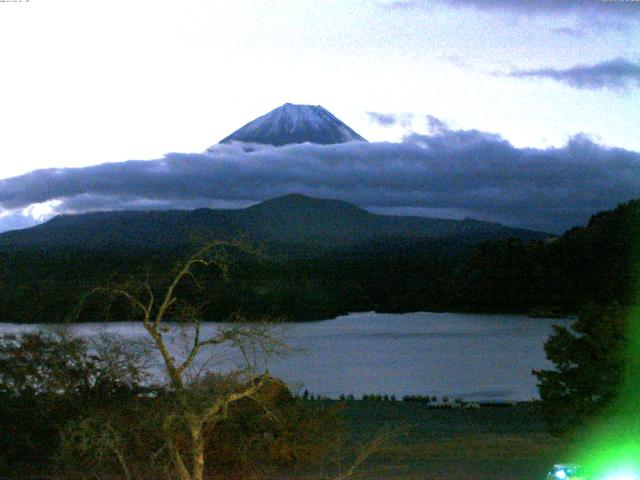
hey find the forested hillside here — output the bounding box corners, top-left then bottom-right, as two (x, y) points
(0, 200), (637, 323)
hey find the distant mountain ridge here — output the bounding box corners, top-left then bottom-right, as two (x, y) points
(214, 103), (367, 147)
(0, 194), (550, 252)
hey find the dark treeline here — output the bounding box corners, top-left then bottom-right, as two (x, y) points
(0, 199), (638, 323)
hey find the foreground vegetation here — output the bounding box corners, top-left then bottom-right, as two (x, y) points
(0, 329), (346, 479)
(0, 242), (358, 480)
(0, 338), (567, 480)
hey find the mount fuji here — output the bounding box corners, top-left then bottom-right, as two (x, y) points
(214, 103), (367, 147)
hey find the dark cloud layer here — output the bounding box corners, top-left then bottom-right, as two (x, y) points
(388, 0), (640, 17)
(508, 58), (640, 91)
(385, 0), (640, 32)
(1, 122), (639, 234)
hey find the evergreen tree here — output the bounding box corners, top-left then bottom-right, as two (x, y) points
(534, 303), (632, 433)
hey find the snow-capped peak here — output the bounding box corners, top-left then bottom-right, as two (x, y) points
(214, 103), (367, 147)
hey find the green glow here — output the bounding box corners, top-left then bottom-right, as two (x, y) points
(569, 300), (640, 479)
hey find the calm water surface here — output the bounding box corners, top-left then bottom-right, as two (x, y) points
(0, 312), (571, 401)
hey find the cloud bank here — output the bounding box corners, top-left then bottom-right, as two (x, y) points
(1, 121), (639, 234)
(385, 0), (640, 31)
(507, 58), (640, 91)
(387, 0), (640, 17)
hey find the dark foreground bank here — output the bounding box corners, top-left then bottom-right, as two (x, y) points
(333, 400), (570, 480)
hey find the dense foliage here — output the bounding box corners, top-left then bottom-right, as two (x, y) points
(0, 331), (148, 477)
(533, 303), (634, 433)
(531, 201), (639, 433)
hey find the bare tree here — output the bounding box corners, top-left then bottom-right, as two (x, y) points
(96, 240), (284, 480)
(67, 240), (396, 480)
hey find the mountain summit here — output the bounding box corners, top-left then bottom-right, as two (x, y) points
(217, 103), (367, 146)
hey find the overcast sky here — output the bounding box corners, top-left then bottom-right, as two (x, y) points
(0, 0), (639, 233)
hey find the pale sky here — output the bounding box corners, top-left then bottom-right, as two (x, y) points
(1, 0), (639, 178)
(0, 0), (639, 233)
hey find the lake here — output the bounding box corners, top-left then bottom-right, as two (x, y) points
(0, 311), (571, 402)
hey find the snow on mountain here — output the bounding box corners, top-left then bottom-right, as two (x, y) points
(212, 103), (367, 148)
